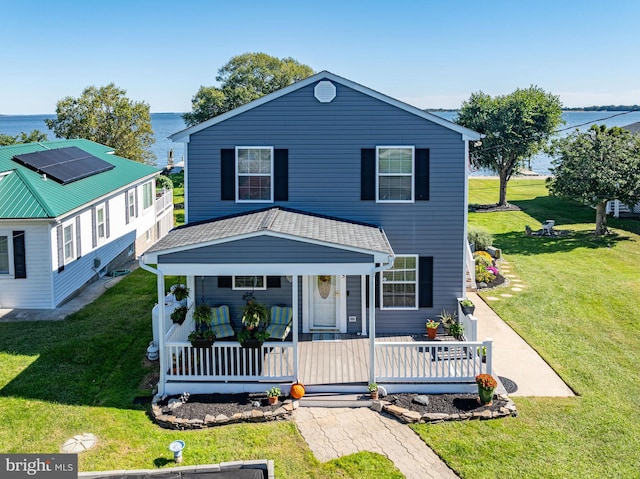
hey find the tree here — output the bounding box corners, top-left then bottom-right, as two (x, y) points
(456, 86), (563, 206)
(547, 125), (640, 236)
(45, 84), (155, 164)
(0, 129), (48, 146)
(183, 52), (314, 126)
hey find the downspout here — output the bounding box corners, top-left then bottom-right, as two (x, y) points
(139, 257), (167, 397)
(368, 256), (395, 385)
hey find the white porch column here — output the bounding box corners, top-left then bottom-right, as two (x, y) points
(157, 273), (166, 396)
(360, 275), (367, 335)
(292, 274), (299, 380)
(369, 272), (376, 385)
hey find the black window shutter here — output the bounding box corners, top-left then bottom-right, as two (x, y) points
(415, 148), (430, 201)
(365, 273), (380, 308)
(75, 216), (82, 259)
(56, 225), (64, 273)
(221, 149), (236, 200)
(218, 276), (232, 288)
(419, 256), (434, 308)
(91, 207), (97, 248)
(274, 149), (288, 201)
(361, 148), (376, 200)
(124, 191), (130, 225)
(12, 231), (26, 279)
(105, 201), (110, 238)
(266, 276), (281, 288)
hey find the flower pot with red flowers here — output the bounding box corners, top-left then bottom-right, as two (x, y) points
(476, 373), (498, 405)
(425, 319), (439, 339)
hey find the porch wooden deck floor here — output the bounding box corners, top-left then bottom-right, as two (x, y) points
(297, 333), (415, 385)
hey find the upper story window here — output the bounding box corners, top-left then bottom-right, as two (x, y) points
(142, 182), (153, 210)
(236, 147), (273, 202)
(381, 255), (418, 310)
(63, 224), (74, 262)
(128, 189), (136, 218)
(0, 236), (9, 274)
(233, 275), (267, 290)
(96, 205), (106, 241)
(376, 146), (414, 202)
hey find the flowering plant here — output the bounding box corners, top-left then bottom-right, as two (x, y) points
(475, 373), (497, 389)
(425, 319), (439, 329)
(486, 266), (499, 276)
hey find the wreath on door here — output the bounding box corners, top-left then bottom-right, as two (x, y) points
(317, 275), (331, 299)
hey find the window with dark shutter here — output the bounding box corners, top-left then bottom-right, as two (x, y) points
(218, 276), (232, 288)
(221, 149), (236, 200)
(12, 231), (26, 279)
(274, 149), (288, 201)
(361, 148), (376, 200)
(418, 256), (434, 308)
(266, 276), (281, 288)
(415, 149), (430, 201)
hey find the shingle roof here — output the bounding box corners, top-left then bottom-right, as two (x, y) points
(623, 122), (640, 134)
(0, 139), (159, 219)
(146, 207), (394, 257)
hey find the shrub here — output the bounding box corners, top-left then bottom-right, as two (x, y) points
(474, 252), (493, 268)
(156, 175), (173, 191)
(474, 250), (493, 263)
(468, 226), (493, 251)
(475, 264), (496, 283)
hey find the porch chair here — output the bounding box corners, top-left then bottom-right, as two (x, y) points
(209, 305), (235, 339)
(266, 305), (293, 341)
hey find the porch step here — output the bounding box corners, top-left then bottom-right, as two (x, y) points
(298, 392), (372, 408)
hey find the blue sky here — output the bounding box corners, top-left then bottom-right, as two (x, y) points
(2, 0), (638, 114)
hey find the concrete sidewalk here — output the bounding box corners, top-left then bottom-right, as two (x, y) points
(469, 291), (574, 397)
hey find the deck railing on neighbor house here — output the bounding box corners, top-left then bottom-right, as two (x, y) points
(375, 339), (492, 383)
(155, 188), (173, 216)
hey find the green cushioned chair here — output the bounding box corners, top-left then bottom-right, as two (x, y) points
(210, 305), (234, 339)
(266, 305), (293, 341)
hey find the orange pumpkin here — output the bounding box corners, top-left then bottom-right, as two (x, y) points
(290, 381), (305, 399)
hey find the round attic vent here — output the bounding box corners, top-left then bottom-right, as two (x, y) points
(314, 81), (336, 103)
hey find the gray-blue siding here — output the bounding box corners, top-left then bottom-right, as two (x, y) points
(158, 236), (374, 264)
(185, 81), (466, 333)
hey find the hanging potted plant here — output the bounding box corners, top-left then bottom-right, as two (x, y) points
(460, 298), (475, 315)
(170, 305), (188, 325)
(238, 293), (270, 348)
(188, 304), (214, 348)
(172, 284), (190, 305)
(425, 319), (439, 339)
(476, 373), (498, 405)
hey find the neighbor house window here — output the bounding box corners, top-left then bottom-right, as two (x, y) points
(96, 205), (106, 241)
(233, 275), (267, 290)
(143, 182), (153, 209)
(236, 147), (273, 202)
(63, 224), (74, 261)
(0, 236), (9, 274)
(128, 189), (136, 218)
(381, 255), (418, 309)
(377, 146), (414, 202)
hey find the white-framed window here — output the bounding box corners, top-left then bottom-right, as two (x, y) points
(236, 146), (273, 202)
(380, 255), (418, 309)
(128, 189), (136, 218)
(233, 275), (267, 290)
(142, 182), (153, 209)
(63, 223), (75, 262)
(0, 235), (10, 275)
(376, 146), (414, 202)
(96, 204), (106, 241)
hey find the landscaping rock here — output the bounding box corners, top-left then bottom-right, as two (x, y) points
(413, 395), (430, 406)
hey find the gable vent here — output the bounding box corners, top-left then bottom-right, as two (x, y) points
(314, 81), (336, 103)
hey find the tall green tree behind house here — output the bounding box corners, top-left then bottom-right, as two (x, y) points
(0, 130), (48, 146)
(456, 86), (563, 206)
(45, 84), (156, 165)
(183, 52), (314, 127)
(547, 125), (640, 236)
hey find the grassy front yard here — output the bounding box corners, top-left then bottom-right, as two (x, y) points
(414, 179), (640, 478)
(1, 178), (638, 478)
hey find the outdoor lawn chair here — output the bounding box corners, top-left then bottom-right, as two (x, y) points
(542, 220), (555, 235)
(266, 305), (293, 341)
(209, 305), (235, 339)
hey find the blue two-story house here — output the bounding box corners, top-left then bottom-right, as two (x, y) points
(142, 72), (487, 396)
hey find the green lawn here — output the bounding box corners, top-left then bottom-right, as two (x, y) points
(1, 178), (639, 478)
(414, 179), (640, 478)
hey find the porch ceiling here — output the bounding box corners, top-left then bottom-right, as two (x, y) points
(143, 207), (395, 272)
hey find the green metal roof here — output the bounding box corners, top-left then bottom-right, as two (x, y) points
(0, 139), (159, 219)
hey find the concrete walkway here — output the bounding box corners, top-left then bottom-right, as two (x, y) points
(294, 407), (458, 479)
(470, 291), (574, 397)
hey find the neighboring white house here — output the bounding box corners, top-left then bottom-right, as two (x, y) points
(0, 139), (173, 309)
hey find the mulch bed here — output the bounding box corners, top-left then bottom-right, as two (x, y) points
(157, 392), (507, 420)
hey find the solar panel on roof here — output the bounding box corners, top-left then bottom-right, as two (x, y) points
(12, 146), (115, 184)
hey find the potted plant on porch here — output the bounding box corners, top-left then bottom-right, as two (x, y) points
(425, 319), (439, 339)
(437, 309), (456, 334)
(460, 298), (475, 315)
(170, 305), (188, 325)
(238, 293), (271, 348)
(188, 304), (215, 348)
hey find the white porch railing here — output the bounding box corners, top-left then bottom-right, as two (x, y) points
(458, 300), (478, 341)
(375, 339), (492, 383)
(465, 241), (477, 290)
(155, 188), (173, 216)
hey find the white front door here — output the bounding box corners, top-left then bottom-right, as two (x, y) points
(303, 275), (346, 332)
